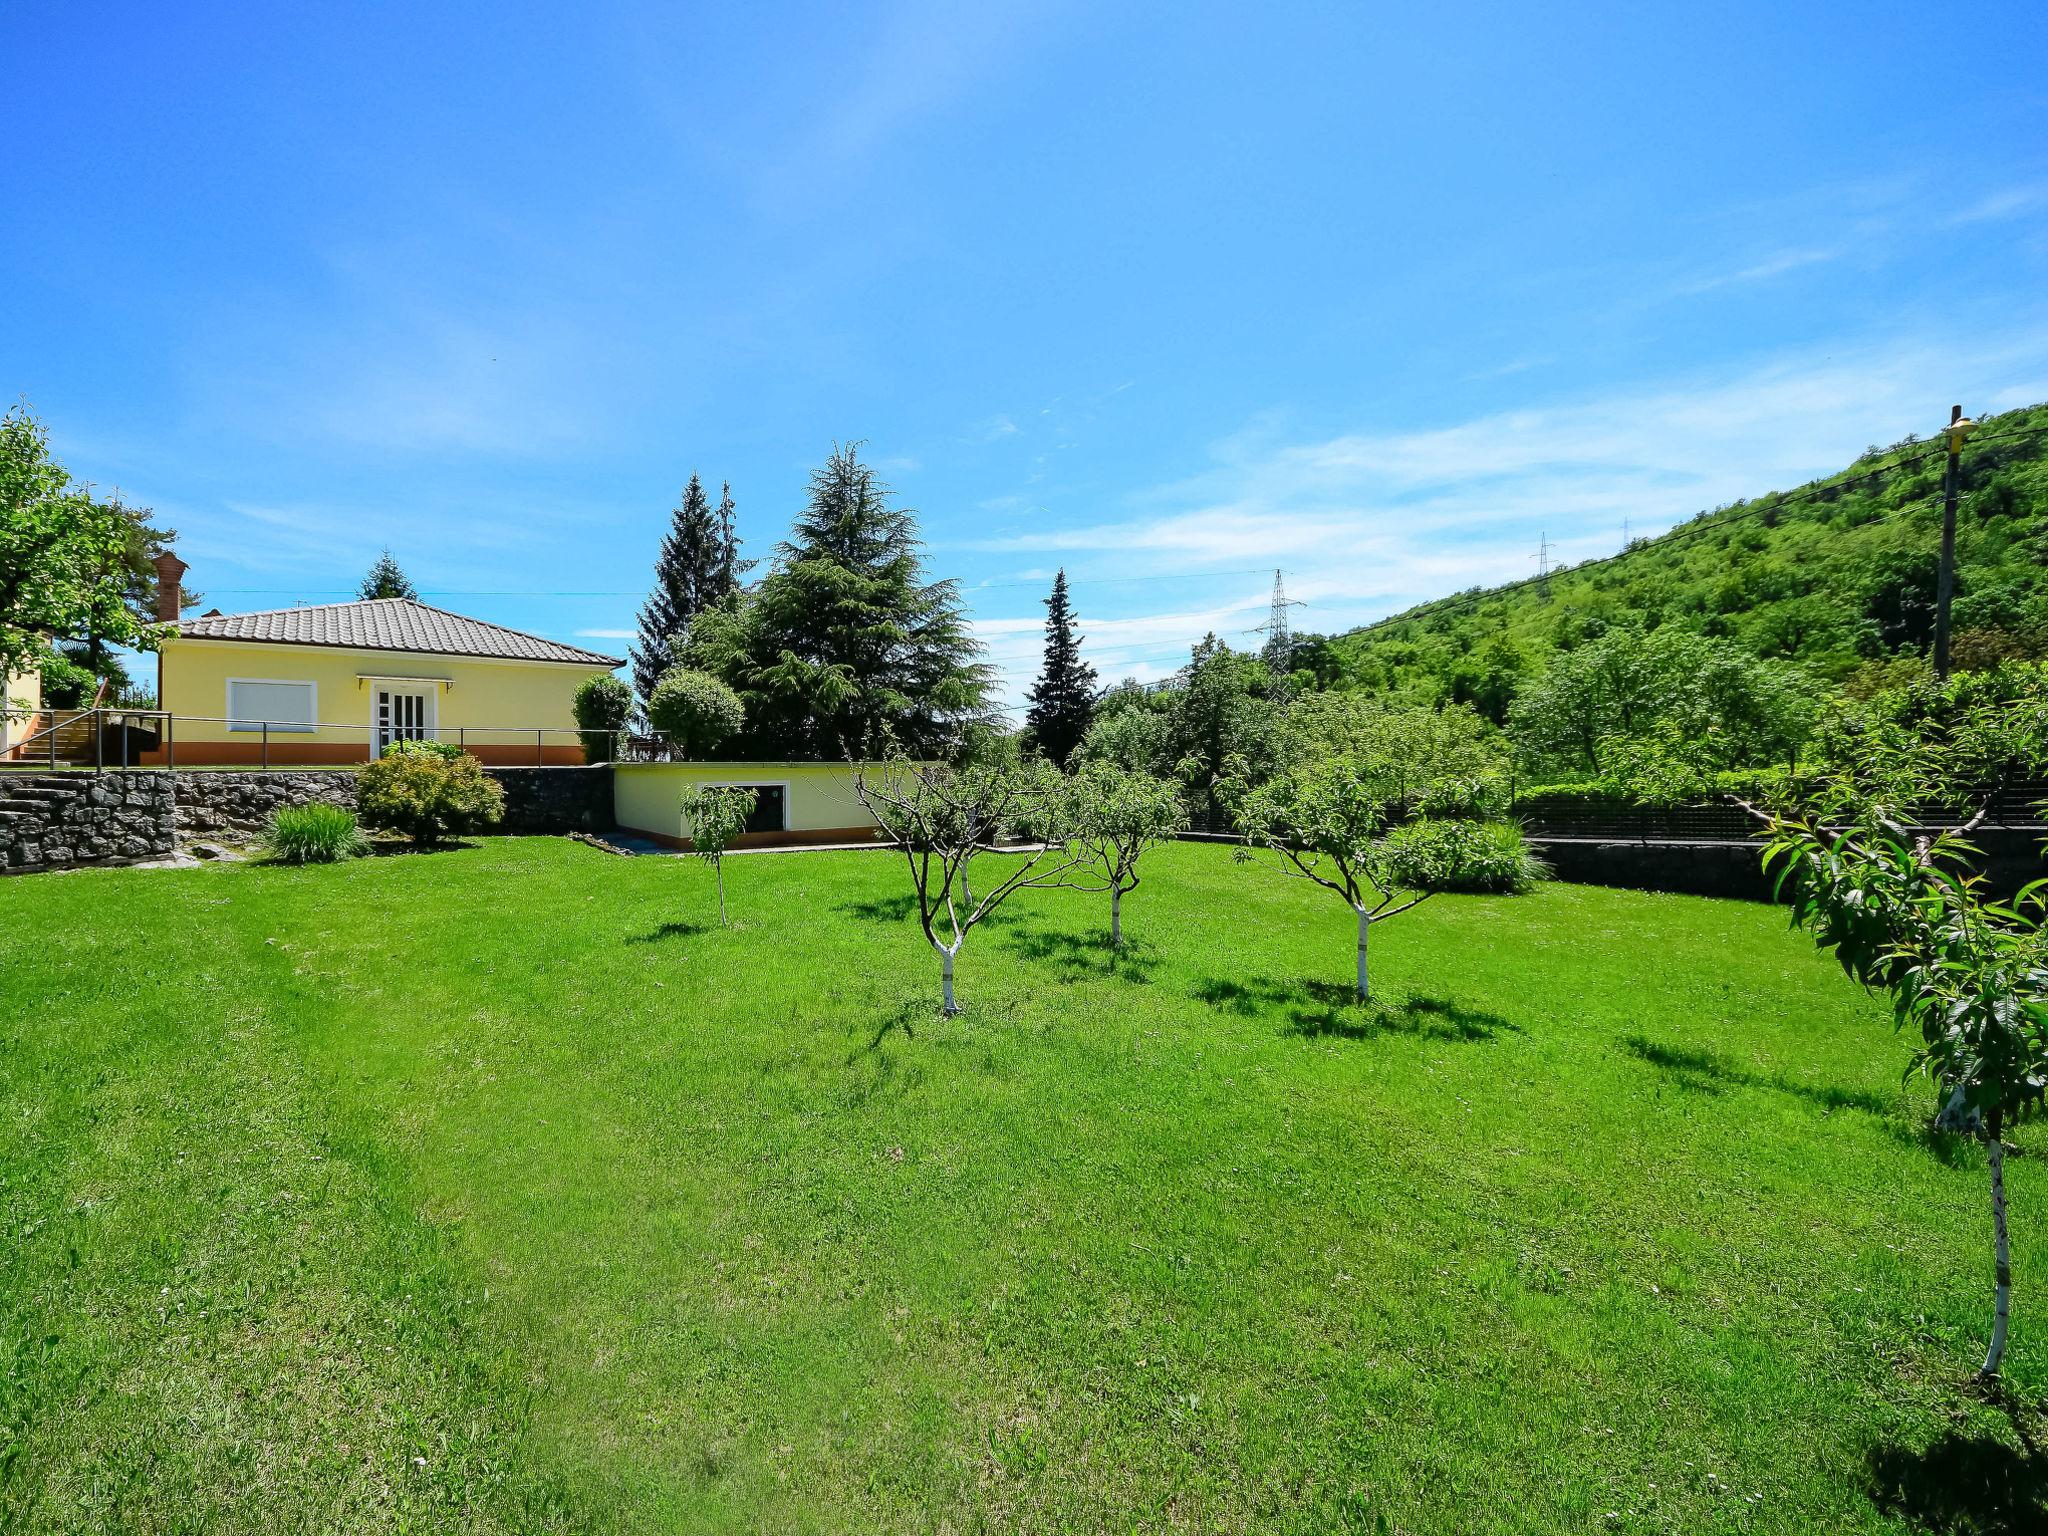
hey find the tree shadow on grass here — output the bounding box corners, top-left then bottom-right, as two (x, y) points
(624, 919), (713, 945)
(1194, 975), (1515, 1042)
(838, 893), (922, 924)
(1866, 1387), (2047, 1535)
(1621, 1033), (1896, 1116)
(996, 921), (1162, 982)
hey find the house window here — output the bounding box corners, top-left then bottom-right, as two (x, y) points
(226, 679), (316, 732)
(713, 784), (786, 834)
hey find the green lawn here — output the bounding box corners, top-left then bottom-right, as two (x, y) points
(2, 839), (2041, 1534)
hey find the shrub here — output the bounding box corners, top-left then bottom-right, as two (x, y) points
(573, 674), (633, 762)
(357, 748), (505, 847)
(648, 668), (745, 758)
(380, 736), (463, 762)
(262, 803), (367, 864)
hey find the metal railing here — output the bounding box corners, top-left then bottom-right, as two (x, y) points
(1, 709), (636, 770)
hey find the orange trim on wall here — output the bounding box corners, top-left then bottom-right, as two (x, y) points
(133, 743), (591, 767)
(619, 824), (885, 852)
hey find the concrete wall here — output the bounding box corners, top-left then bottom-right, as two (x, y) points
(152, 637), (610, 764)
(1532, 829), (2046, 904)
(2, 665), (41, 754)
(613, 761), (886, 847)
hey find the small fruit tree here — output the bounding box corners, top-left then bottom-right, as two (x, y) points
(1753, 662), (2048, 1377)
(648, 667), (744, 758)
(855, 759), (1084, 1016)
(1065, 763), (1187, 947)
(356, 739), (506, 848)
(1228, 699), (1540, 1001)
(679, 784), (755, 926)
(572, 674), (633, 762)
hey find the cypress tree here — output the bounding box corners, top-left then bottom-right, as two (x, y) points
(358, 550), (419, 600)
(630, 474), (731, 703)
(1025, 569), (1097, 766)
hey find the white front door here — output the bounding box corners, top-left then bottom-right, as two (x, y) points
(374, 687), (433, 756)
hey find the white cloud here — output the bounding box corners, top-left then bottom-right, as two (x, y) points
(1678, 246), (1842, 294)
(574, 628), (637, 640)
(966, 324), (2048, 707)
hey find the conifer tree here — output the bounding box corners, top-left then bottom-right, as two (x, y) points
(630, 474), (732, 703)
(1025, 569), (1097, 767)
(358, 550), (418, 600)
(684, 444), (992, 758)
(714, 480), (752, 597)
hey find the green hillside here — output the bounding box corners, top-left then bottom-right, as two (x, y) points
(1307, 401), (2048, 721)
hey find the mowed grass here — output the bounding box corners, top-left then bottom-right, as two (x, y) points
(2, 839), (2043, 1534)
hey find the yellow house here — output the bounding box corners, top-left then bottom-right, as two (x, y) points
(148, 559), (623, 765)
(2, 660), (42, 755)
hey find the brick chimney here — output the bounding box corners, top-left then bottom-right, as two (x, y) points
(153, 551), (188, 623)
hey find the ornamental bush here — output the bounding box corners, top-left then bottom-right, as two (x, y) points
(262, 803), (367, 864)
(357, 747), (504, 847)
(648, 667), (745, 758)
(573, 673), (633, 762)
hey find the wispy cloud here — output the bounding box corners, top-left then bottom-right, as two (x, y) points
(1678, 246), (1842, 294)
(1948, 184), (2048, 226)
(574, 627), (636, 640)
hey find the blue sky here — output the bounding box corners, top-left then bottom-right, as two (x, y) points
(5, 0), (2047, 711)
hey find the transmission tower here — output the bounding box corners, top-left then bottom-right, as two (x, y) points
(1245, 569), (1306, 692)
(1534, 532), (1551, 577)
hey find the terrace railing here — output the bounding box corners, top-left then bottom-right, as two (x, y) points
(0, 709), (636, 770)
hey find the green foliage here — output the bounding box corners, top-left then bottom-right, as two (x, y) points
(678, 784), (754, 859)
(679, 783), (756, 924)
(680, 444), (993, 758)
(647, 667), (745, 758)
(630, 474), (747, 703)
(357, 550), (419, 600)
(0, 404), (170, 683)
(1066, 763), (1187, 943)
(1078, 697), (1172, 775)
(35, 648), (100, 709)
(1312, 400), (2048, 739)
(262, 803), (368, 864)
(571, 674), (632, 762)
(357, 748), (505, 847)
(1025, 570), (1097, 768)
(381, 736), (464, 762)
(1506, 625), (1817, 777)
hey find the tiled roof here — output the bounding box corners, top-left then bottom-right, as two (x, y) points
(176, 598), (624, 667)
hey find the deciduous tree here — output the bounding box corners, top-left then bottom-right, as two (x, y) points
(647, 667), (745, 758)
(679, 784), (755, 926)
(1229, 702), (1540, 1000)
(1065, 763), (1186, 946)
(856, 760), (1084, 1016)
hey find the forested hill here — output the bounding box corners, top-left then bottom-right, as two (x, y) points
(1303, 400), (2048, 720)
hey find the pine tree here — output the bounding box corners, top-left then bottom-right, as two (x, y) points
(630, 474), (731, 703)
(358, 550), (418, 600)
(1025, 569), (1097, 766)
(690, 444), (992, 757)
(713, 480), (753, 597)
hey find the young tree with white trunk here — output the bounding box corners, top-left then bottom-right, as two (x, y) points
(679, 784), (754, 926)
(855, 760), (1085, 1016)
(1748, 661), (2048, 1378)
(1227, 700), (1540, 1002)
(1065, 763), (1187, 947)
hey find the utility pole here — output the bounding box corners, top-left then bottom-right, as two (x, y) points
(1933, 404), (1975, 679)
(1244, 569), (1305, 695)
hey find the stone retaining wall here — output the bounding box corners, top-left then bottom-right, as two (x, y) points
(174, 770), (358, 839)
(0, 771), (177, 873)
(1, 765), (618, 873)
